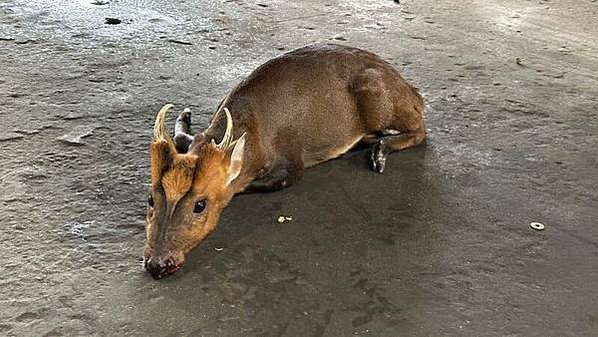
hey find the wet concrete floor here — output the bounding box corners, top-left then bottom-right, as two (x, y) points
(1, 0), (598, 336)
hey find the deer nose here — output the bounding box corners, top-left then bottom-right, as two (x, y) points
(145, 256), (177, 279)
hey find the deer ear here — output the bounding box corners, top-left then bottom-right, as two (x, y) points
(150, 140), (175, 184)
(226, 133), (246, 186)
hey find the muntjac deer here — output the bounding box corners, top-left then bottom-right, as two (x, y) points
(144, 43), (425, 279)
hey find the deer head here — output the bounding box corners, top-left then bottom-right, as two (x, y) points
(143, 104), (246, 279)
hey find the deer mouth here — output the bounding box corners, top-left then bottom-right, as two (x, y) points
(163, 263), (182, 278)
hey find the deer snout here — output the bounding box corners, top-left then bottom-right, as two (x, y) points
(144, 256), (182, 279)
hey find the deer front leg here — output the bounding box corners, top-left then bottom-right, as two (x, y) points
(243, 157), (304, 193)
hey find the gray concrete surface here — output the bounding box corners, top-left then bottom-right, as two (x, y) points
(1, 0), (598, 336)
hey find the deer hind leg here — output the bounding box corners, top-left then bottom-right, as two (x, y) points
(243, 156), (304, 194)
(351, 68), (426, 173)
(173, 108), (194, 153)
(371, 128), (425, 173)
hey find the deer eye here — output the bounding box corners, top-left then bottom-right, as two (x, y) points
(148, 194), (154, 207)
(194, 200), (206, 214)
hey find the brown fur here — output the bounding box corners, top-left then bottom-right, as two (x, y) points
(144, 43), (426, 278)
(145, 141), (236, 275)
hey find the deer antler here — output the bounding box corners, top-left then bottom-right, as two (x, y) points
(217, 107), (234, 149)
(154, 104), (174, 141)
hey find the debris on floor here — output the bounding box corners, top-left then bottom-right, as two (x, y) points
(105, 17), (122, 25)
(529, 222), (545, 231)
(168, 39), (193, 45)
(277, 216), (293, 224)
